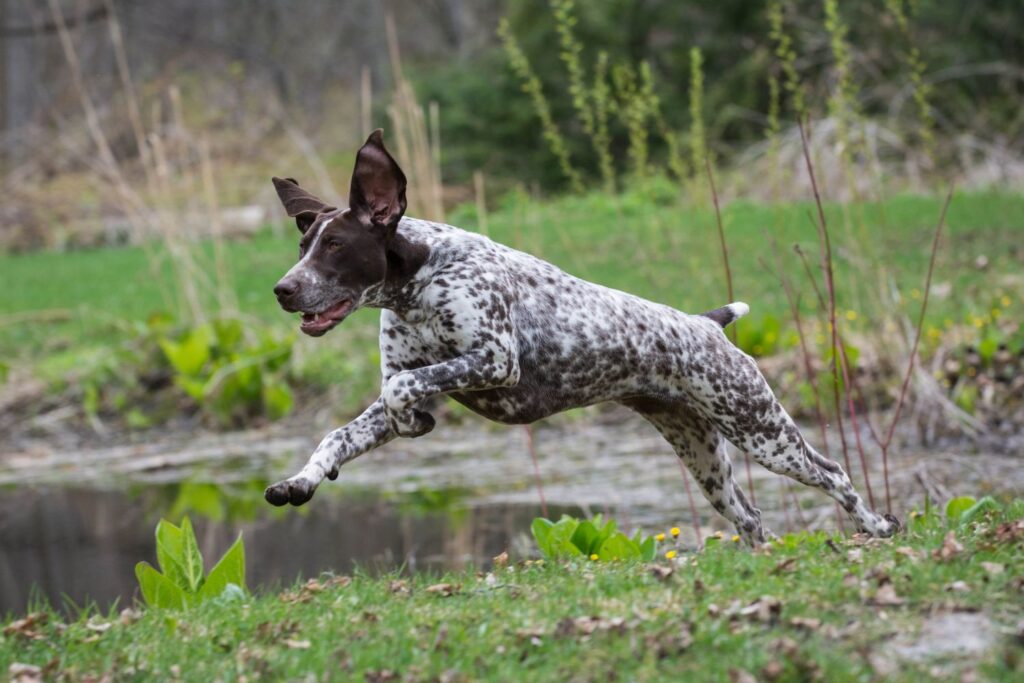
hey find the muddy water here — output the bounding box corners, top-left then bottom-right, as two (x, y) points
(1, 407), (1020, 614)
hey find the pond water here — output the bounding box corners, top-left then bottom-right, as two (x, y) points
(2, 409), (1019, 615)
(0, 484), (573, 615)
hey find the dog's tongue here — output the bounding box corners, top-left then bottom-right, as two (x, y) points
(299, 299), (353, 336)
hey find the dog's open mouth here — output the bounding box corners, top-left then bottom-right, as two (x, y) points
(299, 299), (354, 337)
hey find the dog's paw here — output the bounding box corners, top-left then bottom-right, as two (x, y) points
(387, 408), (436, 438)
(879, 513), (902, 537)
(265, 477), (317, 506)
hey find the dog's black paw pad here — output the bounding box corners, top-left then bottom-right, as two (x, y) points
(326, 465), (339, 481)
(264, 479), (316, 507)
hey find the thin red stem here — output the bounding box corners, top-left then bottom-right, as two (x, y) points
(523, 425), (547, 518)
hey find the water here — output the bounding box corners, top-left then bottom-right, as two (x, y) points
(0, 484), (571, 615)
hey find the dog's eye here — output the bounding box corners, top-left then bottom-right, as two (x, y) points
(325, 241), (340, 252)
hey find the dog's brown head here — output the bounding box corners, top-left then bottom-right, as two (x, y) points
(272, 130), (408, 337)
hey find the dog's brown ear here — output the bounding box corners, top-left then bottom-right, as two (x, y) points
(349, 129), (407, 233)
(271, 177), (336, 234)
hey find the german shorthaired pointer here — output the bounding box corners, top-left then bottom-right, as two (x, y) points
(267, 130), (898, 545)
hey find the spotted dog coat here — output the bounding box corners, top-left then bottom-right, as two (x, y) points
(267, 130), (898, 545)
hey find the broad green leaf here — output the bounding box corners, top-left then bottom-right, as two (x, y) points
(155, 519), (189, 591)
(179, 517), (206, 594)
(639, 536), (657, 562)
(946, 496), (977, 522)
(135, 561), (187, 609)
(212, 318), (243, 351)
(531, 518), (554, 557)
(597, 533), (639, 561)
(198, 534), (246, 600)
(570, 521), (599, 556)
(159, 327), (210, 377)
(547, 517), (583, 558)
(262, 380), (294, 420)
(959, 496), (1000, 526)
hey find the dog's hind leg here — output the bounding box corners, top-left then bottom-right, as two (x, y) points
(265, 399), (394, 506)
(623, 398), (767, 546)
(685, 340), (898, 537)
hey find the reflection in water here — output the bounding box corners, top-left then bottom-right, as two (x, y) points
(0, 485), (574, 615)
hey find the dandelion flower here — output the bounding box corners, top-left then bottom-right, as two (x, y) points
(589, 553), (599, 561)
(670, 527), (681, 538)
(845, 310), (857, 322)
(731, 535), (741, 543)
(655, 533), (666, 542)
(665, 550), (677, 560)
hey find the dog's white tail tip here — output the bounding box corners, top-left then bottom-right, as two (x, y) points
(729, 302), (750, 319)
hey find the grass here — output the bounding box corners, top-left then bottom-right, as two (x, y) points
(2, 506), (1022, 680)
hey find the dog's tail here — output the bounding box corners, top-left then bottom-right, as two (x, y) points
(701, 301), (750, 328)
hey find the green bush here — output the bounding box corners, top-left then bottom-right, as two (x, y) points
(531, 514), (657, 561)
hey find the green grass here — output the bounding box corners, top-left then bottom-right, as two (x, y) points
(3, 507), (1022, 681)
(1, 189), (1021, 367)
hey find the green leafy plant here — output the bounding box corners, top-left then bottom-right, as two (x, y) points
(158, 317), (295, 425)
(135, 517), (246, 609)
(946, 495), (1001, 526)
(531, 514), (657, 562)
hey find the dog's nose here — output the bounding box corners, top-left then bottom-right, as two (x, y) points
(274, 278), (298, 299)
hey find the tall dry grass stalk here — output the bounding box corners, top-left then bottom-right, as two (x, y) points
(49, 0), (237, 326)
(385, 13), (444, 222)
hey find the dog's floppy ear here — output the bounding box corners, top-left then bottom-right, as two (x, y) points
(271, 177), (337, 234)
(349, 129), (407, 233)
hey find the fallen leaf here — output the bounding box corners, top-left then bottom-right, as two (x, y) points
(868, 583), (905, 607)
(8, 663), (42, 683)
(789, 616), (821, 631)
(737, 596), (782, 624)
(645, 622), (694, 658)
(388, 580), (409, 595)
(426, 583), (458, 597)
(980, 562), (1004, 576)
(728, 668), (758, 683)
(933, 531), (964, 561)
(649, 565), (674, 581)
(492, 551), (509, 568)
(284, 638), (311, 650)
(364, 669), (399, 682)
(3, 613), (48, 640)
(554, 616), (627, 638)
(119, 608), (142, 626)
(771, 558), (798, 575)
(85, 619), (113, 633)
(761, 660), (785, 681)
(992, 520), (1024, 543)
(894, 546), (922, 563)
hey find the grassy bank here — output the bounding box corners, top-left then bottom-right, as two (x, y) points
(3, 506), (1022, 681)
(2, 190), (1021, 365)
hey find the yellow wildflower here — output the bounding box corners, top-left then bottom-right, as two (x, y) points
(665, 550), (677, 560)
(731, 535), (741, 543)
(845, 310), (857, 322)
(1000, 296), (1011, 307)
(589, 554), (599, 561)
(655, 533), (666, 542)
(670, 527), (681, 538)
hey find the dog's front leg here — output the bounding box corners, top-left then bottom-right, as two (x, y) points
(382, 348), (520, 436)
(265, 399), (394, 506)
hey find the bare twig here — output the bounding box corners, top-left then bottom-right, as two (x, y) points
(879, 185), (954, 511)
(677, 458), (703, 545)
(523, 425), (547, 518)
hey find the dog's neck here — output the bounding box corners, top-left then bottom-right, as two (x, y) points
(361, 226), (432, 314)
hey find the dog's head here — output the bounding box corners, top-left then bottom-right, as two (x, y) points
(272, 130), (407, 337)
